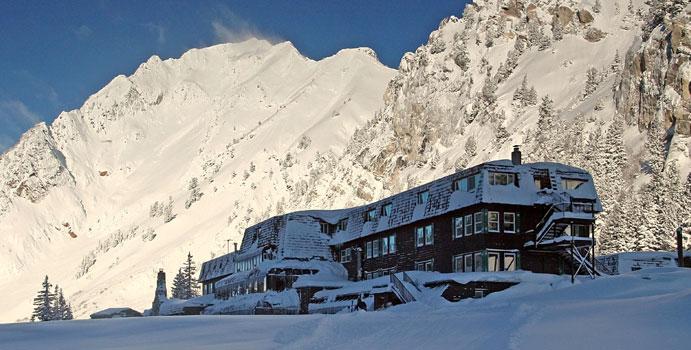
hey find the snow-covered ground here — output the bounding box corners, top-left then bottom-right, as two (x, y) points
(2, 268), (689, 350)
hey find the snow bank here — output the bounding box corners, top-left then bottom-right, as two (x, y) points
(2, 268), (689, 349)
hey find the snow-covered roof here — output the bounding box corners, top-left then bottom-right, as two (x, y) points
(199, 252), (236, 282)
(233, 160), (601, 259)
(90, 307), (142, 318)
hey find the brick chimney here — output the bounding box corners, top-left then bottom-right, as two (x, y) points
(511, 145), (522, 165)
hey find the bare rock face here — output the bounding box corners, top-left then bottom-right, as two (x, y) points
(0, 123), (75, 215)
(555, 6), (574, 27)
(584, 27), (606, 42)
(615, 8), (691, 135)
(577, 9), (594, 24)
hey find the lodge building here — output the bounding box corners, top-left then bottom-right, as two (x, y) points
(199, 147), (603, 302)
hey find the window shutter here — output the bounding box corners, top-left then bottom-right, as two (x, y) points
(483, 209), (488, 234)
(482, 250), (488, 272)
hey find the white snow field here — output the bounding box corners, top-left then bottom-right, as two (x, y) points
(2, 268), (690, 350)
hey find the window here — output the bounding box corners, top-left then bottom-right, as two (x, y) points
(366, 241), (372, 259)
(464, 254), (474, 272)
(453, 217), (464, 238)
(416, 259), (434, 272)
(488, 252), (500, 272)
(572, 224), (590, 237)
(372, 239), (380, 258)
(364, 209), (377, 222)
(474, 212), (484, 234)
(489, 172), (516, 186)
(381, 203), (392, 217)
(417, 190), (429, 205)
(336, 218), (348, 231)
(465, 214), (473, 236)
(504, 212), (516, 233)
(453, 255), (464, 272)
(340, 248), (351, 263)
(388, 234), (396, 254)
(320, 222), (334, 234)
(533, 175), (551, 189)
(468, 175), (476, 191)
(382, 236), (389, 255)
(561, 178), (586, 190)
(474, 253), (484, 272)
(488, 211), (500, 232)
(425, 224), (434, 245)
(417, 224), (433, 247)
(504, 253), (516, 271)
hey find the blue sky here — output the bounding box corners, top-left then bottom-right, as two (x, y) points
(0, 0), (466, 152)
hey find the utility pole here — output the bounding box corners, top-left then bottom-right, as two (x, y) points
(226, 239), (231, 254)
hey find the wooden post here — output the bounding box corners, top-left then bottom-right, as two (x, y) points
(677, 227), (684, 268)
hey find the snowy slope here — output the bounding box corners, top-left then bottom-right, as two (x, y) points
(1, 268), (690, 349)
(0, 39), (394, 322)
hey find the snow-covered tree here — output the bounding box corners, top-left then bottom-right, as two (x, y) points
(644, 119), (666, 175)
(584, 67), (599, 97)
(163, 196), (176, 223)
(171, 268), (185, 299)
(552, 18), (564, 41)
(593, 0), (602, 13)
(52, 287), (73, 320)
(465, 135), (477, 158)
(171, 252), (200, 300)
(31, 276), (55, 322)
(185, 177), (203, 209)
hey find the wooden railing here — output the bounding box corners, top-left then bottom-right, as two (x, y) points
(390, 273), (416, 303)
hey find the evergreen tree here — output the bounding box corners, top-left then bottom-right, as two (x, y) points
(593, 0), (602, 13)
(171, 268), (185, 299)
(584, 67), (599, 97)
(533, 95), (556, 159)
(172, 253), (200, 300)
(31, 276), (55, 322)
(464, 135), (477, 158)
(182, 252), (200, 299)
(185, 177), (203, 209)
(552, 18), (564, 41)
(644, 119), (666, 175)
(163, 196), (175, 223)
(52, 287), (73, 320)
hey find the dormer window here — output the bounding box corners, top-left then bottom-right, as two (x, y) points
(417, 190), (429, 205)
(336, 218), (348, 231)
(561, 178), (586, 190)
(489, 172), (516, 186)
(364, 208), (377, 222)
(320, 222), (335, 234)
(380, 203), (392, 217)
(452, 174), (477, 192)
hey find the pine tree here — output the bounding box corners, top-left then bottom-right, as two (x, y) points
(52, 287), (72, 320)
(644, 119), (666, 175)
(552, 18), (564, 41)
(31, 276), (55, 322)
(464, 135), (477, 158)
(535, 96), (556, 153)
(172, 253), (200, 300)
(185, 177), (203, 209)
(593, 0), (602, 14)
(171, 268), (185, 299)
(163, 196), (175, 223)
(584, 67), (599, 97)
(182, 252), (200, 299)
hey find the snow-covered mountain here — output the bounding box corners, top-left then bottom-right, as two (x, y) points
(0, 39), (395, 322)
(1, 0), (690, 323)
